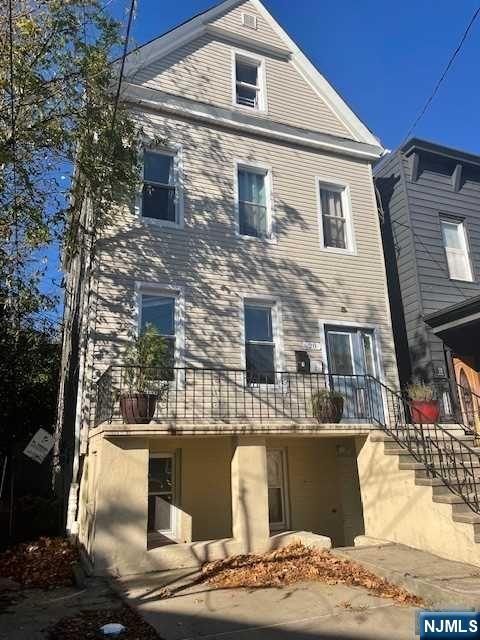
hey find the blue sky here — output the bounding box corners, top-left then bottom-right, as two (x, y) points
(44, 0), (480, 320)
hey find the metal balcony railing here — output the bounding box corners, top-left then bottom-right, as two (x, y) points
(94, 366), (379, 426)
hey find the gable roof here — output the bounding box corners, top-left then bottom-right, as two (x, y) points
(122, 0), (382, 149)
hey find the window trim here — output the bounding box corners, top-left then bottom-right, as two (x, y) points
(135, 282), (185, 371)
(316, 177), (356, 255)
(239, 294), (284, 383)
(136, 144), (184, 229)
(440, 215), (474, 282)
(231, 48), (267, 113)
(233, 159), (275, 242)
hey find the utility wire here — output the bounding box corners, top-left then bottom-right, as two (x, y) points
(110, 0), (136, 137)
(402, 6), (480, 143)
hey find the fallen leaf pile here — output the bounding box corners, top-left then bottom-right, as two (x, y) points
(0, 537), (79, 589)
(48, 606), (161, 640)
(200, 542), (423, 606)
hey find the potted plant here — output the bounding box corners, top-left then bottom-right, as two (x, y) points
(311, 389), (344, 423)
(119, 324), (170, 424)
(406, 382), (440, 424)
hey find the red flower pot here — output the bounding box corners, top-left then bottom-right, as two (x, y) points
(410, 400), (440, 424)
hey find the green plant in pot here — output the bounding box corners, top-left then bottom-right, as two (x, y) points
(406, 381), (440, 424)
(119, 324), (171, 424)
(311, 389), (344, 423)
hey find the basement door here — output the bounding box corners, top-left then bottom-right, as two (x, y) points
(267, 449), (289, 531)
(148, 453), (177, 538)
(325, 327), (384, 422)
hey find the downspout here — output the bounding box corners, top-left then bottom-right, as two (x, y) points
(66, 202), (94, 535)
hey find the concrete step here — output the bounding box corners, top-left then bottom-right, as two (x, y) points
(384, 447), (480, 463)
(416, 468), (480, 482)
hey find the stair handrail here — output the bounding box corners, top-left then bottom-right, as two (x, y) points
(366, 375), (480, 514)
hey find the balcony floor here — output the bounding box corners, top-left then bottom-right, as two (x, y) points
(89, 417), (378, 439)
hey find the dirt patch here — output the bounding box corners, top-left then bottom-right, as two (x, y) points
(0, 537), (78, 589)
(198, 543), (423, 606)
(48, 605), (162, 639)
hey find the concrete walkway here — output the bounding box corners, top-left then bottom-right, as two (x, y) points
(114, 542), (480, 639)
(335, 542), (480, 608)
(116, 570), (418, 639)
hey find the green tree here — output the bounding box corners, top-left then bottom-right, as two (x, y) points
(0, 0), (140, 527)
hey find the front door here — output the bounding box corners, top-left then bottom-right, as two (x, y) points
(267, 449), (288, 531)
(453, 356), (480, 432)
(148, 453), (176, 537)
(325, 326), (384, 422)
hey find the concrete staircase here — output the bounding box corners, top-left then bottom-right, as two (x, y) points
(370, 424), (480, 544)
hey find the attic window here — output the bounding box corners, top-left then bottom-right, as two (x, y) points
(242, 12), (257, 30)
(234, 52), (265, 110)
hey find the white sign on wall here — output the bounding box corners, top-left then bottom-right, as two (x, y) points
(23, 429), (54, 464)
(303, 341), (322, 352)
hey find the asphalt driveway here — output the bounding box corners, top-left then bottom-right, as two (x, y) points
(116, 570), (420, 640)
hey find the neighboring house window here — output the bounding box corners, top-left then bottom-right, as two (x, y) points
(234, 53), (264, 110)
(237, 166), (270, 238)
(244, 303), (276, 384)
(142, 150), (178, 223)
(141, 294), (176, 373)
(440, 218), (473, 281)
(318, 183), (354, 252)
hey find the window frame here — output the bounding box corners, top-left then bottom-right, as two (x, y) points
(136, 144), (184, 229)
(136, 283), (185, 374)
(240, 295), (284, 385)
(231, 49), (267, 113)
(316, 178), (356, 255)
(440, 216), (474, 282)
(233, 160), (275, 242)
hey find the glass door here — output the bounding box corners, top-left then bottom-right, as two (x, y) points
(326, 327), (383, 422)
(267, 449), (288, 531)
(148, 454), (176, 536)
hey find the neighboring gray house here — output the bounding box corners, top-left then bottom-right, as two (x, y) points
(375, 138), (480, 424)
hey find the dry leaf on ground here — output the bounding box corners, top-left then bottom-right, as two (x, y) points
(200, 542), (423, 606)
(0, 537), (79, 589)
(48, 605), (161, 640)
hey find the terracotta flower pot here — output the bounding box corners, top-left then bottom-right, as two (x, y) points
(410, 399), (440, 424)
(119, 393), (157, 424)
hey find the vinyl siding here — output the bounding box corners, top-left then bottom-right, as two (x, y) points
(132, 28), (351, 138)
(211, 0), (286, 50)
(90, 110), (397, 397)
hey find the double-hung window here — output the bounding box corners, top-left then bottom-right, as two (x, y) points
(141, 294), (176, 378)
(142, 150), (179, 224)
(234, 53), (264, 110)
(318, 182), (354, 252)
(244, 303), (276, 384)
(238, 166), (270, 238)
(440, 218), (473, 282)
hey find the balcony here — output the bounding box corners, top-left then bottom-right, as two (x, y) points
(94, 366), (386, 432)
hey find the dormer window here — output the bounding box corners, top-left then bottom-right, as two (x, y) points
(233, 52), (265, 111)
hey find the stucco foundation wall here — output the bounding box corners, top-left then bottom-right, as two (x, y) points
(356, 435), (480, 567)
(268, 437), (364, 546)
(150, 437), (233, 541)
